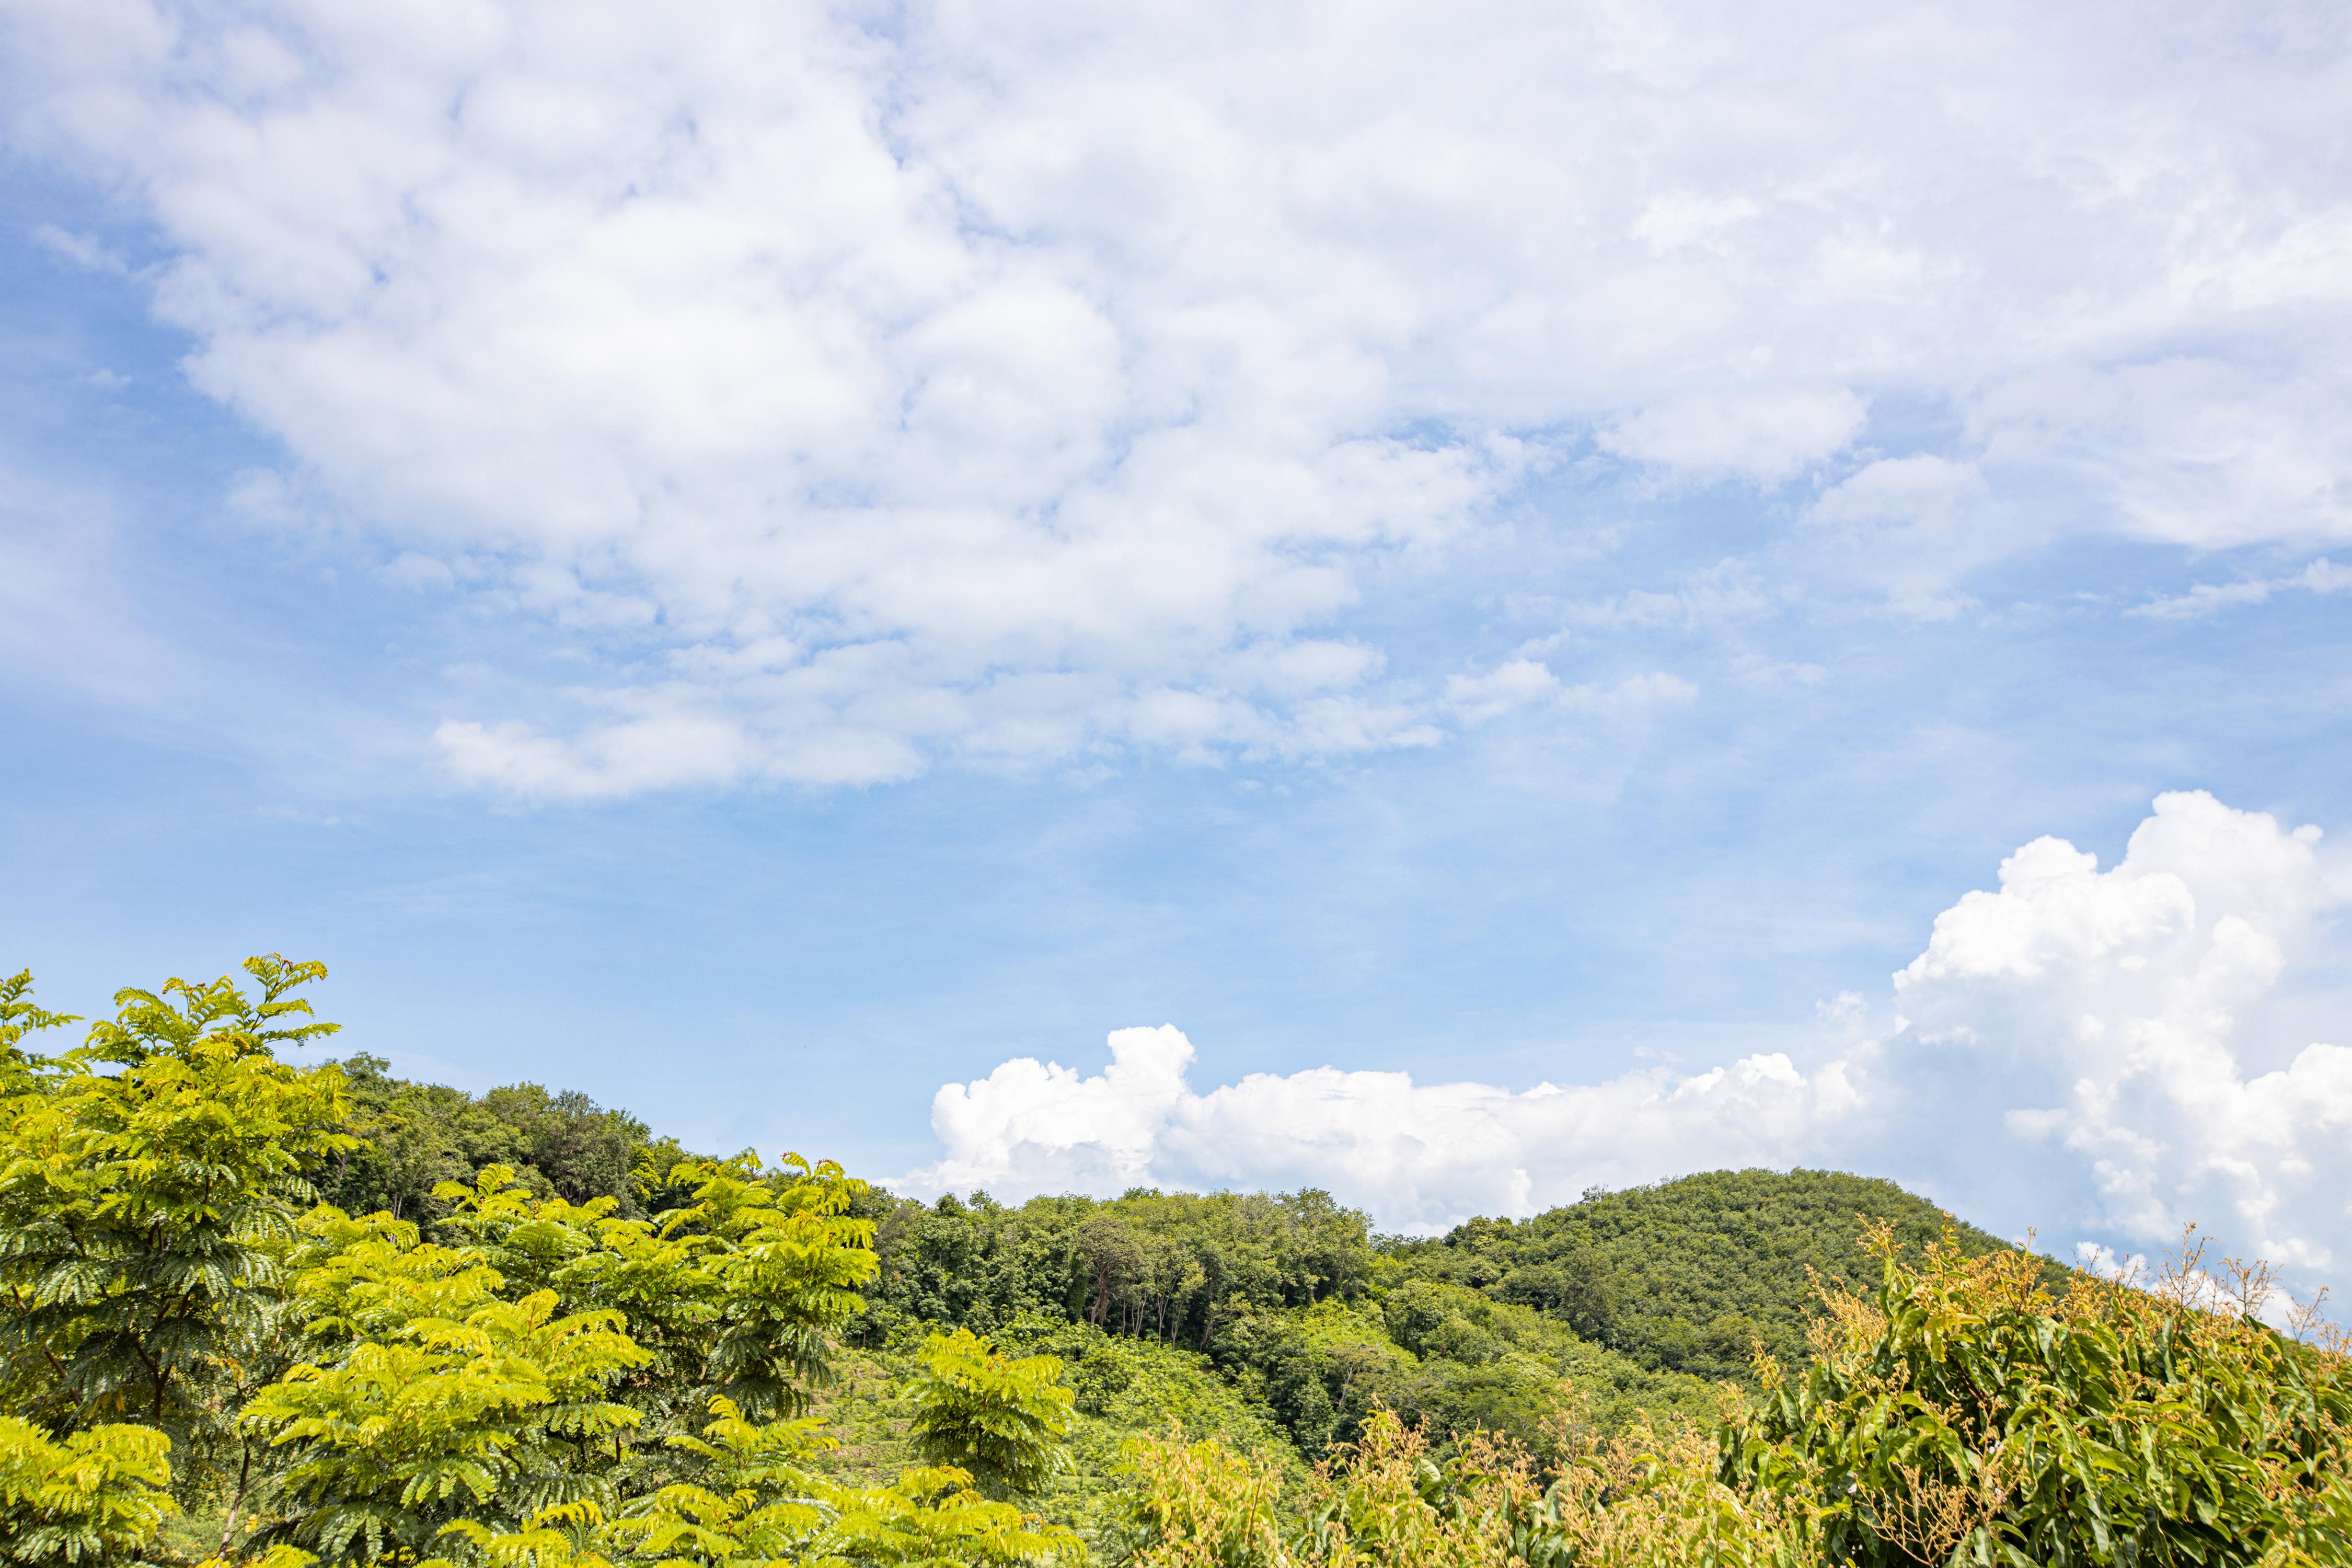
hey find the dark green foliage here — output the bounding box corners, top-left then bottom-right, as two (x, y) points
(1383, 1169), (2064, 1382)
(862, 1187), (1716, 1462)
(863, 1171), (2051, 1465)
(313, 1054), (656, 1223)
(868, 1186), (1373, 1344)
(861, 1186), (1393, 1456)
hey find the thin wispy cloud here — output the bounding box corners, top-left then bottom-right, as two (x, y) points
(2128, 558), (2352, 620)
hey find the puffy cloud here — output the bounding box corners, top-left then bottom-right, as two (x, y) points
(903, 792), (2352, 1278)
(8, 2), (2352, 791)
(1893, 790), (2352, 1275)
(905, 1024), (1865, 1232)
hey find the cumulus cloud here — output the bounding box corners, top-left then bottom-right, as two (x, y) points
(901, 792), (2352, 1275)
(1892, 790), (2352, 1275)
(8, 2), (2352, 791)
(906, 1024), (1865, 1232)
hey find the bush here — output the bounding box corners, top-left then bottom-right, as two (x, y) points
(1723, 1223), (2352, 1567)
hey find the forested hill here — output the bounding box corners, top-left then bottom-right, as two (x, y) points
(318, 1057), (2053, 1470)
(13, 966), (2337, 1567)
(1387, 1168), (2062, 1383)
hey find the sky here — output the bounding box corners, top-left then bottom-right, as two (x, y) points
(3, 1), (2350, 1286)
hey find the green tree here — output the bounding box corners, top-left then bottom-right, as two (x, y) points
(236, 1151), (884, 1558)
(0, 1415), (180, 1566)
(242, 1208), (647, 1564)
(317, 1058), (659, 1225)
(907, 1328), (1076, 1501)
(0, 959), (350, 1497)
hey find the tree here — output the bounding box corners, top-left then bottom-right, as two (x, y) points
(0, 1415), (179, 1566)
(907, 1328), (1076, 1501)
(0, 958), (350, 1513)
(241, 1210), (647, 1564)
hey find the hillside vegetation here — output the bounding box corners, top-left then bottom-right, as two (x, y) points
(297, 1058), (2044, 1466)
(3, 957), (2347, 1567)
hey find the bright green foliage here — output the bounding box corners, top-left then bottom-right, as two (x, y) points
(907, 1329), (1076, 1500)
(240, 1150), (880, 1560)
(243, 1205), (648, 1563)
(0, 1413), (180, 1564)
(811, 1311), (1300, 1554)
(597, 1396), (832, 1565)
(430, 1151), (879, 1425)
(1115, 1430), (1290, 1568)
(1722, 1224), (2352, 1567)
(0, 970), (77, 1086)
(827, 1462), (1084, 1568)
(0, 958), (351, 1452)
(423, 1397), (1081, 1568)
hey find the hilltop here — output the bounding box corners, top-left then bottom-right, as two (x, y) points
(322, 1056), (2060, 1537)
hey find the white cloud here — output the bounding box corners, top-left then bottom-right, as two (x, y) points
(1446, 660), (1697, 725)
(1892, 790), (2352, 1275)
(2127, 557), (2352, 620)
(1543, 561), (1781, 635)
(29, 221), (125, 273)
(904, 1024), (1864, 1232)
(1598, 389), (1867, 483)
(9, 2), (2352, 792)
(902, 791), (2352, 1277)
(1807, 455), (2005, 618)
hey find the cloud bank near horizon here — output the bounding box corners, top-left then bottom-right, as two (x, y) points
(8, 2), (2352, 794)
(902, 792), (2352, 1278)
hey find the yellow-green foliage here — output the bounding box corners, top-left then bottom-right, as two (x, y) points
(243, 1265), (647, 1560)
(234, 1153), (886, 1560)
(1724, 1224), (2352, 1567)
(0, 959), (352, 1440)
(907, 1329), (1078, 1500)
(419, 1397), (1081, 1568)
(814, 1311), (1304, 1553)
(1119, 1406), (1813, 1568)
(0, 1414), (180, 1565)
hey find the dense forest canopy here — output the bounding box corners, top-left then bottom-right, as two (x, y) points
(3, 958), (2347, 1567)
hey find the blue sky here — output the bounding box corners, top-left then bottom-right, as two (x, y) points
(4, 1), (2350, 1282)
